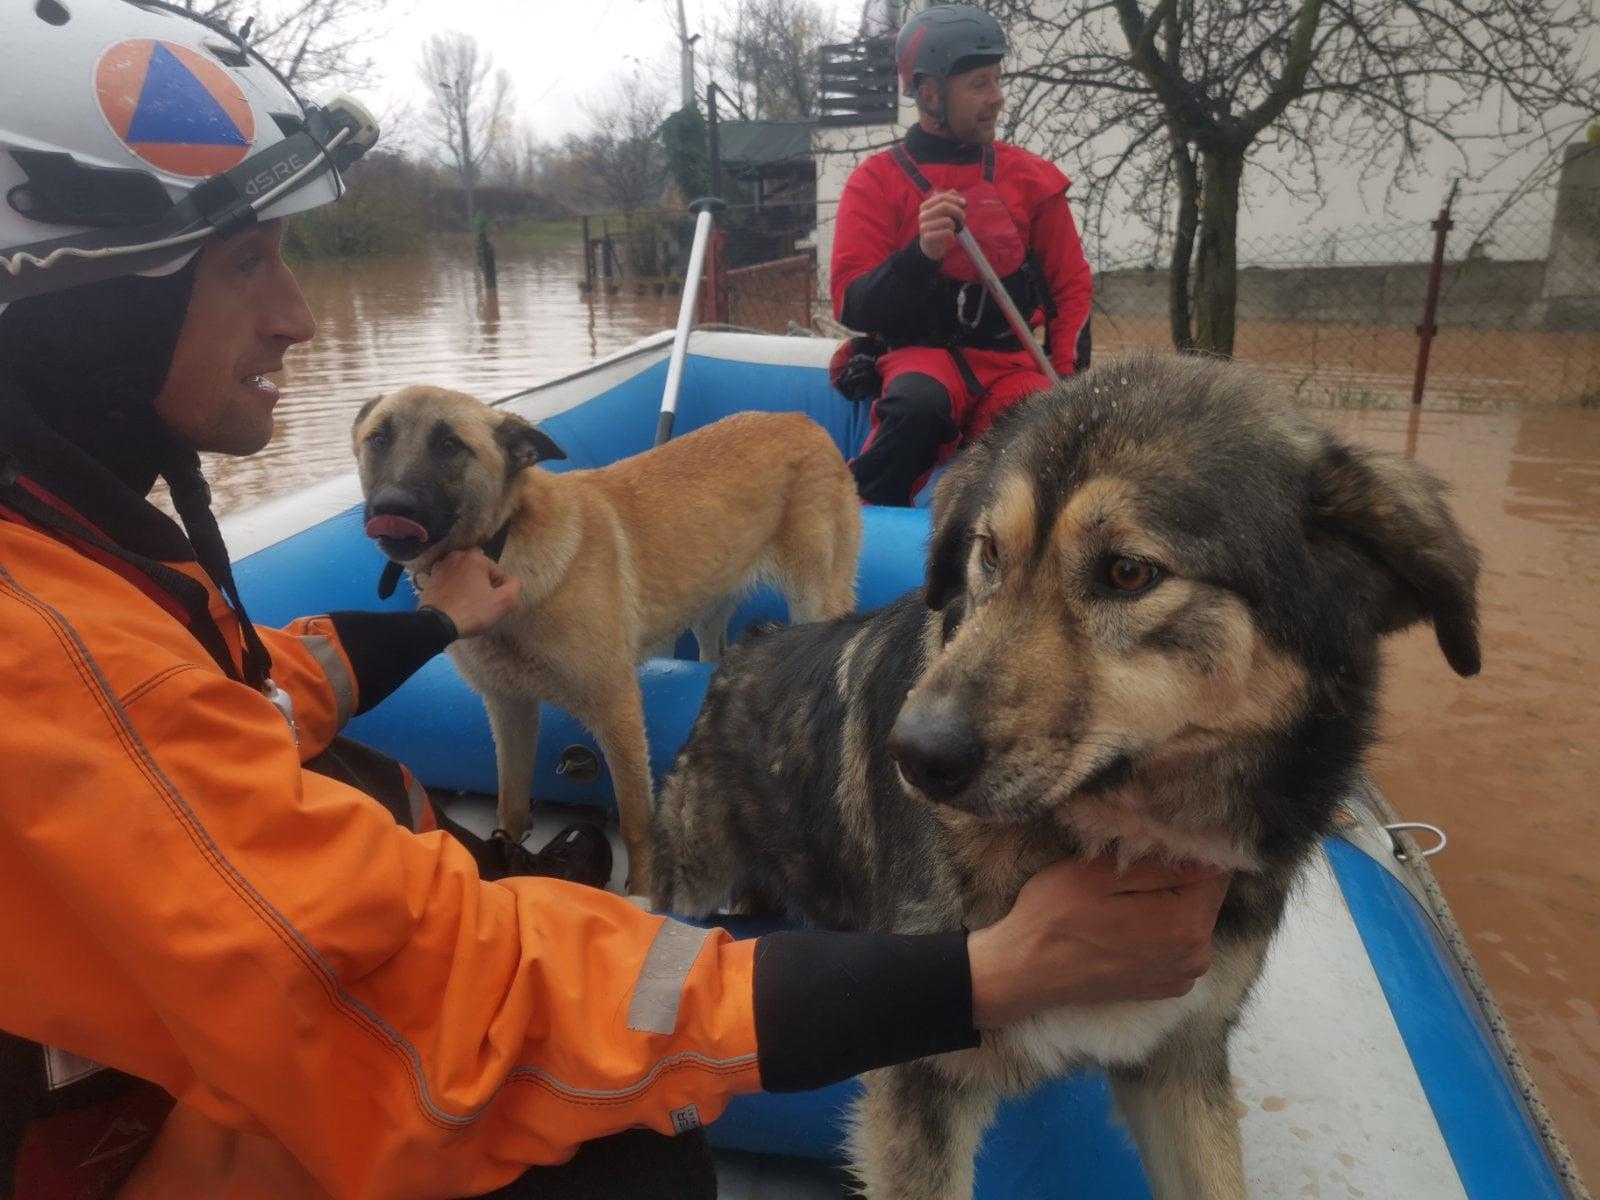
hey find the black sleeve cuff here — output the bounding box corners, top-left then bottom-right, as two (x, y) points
(890, 238), (941, 284)
(327, 609), (455, 715)
(751, 929), (979, 1093)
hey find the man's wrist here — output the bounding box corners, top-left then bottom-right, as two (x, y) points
(891, 238), (941, 283)
(417, 605), (459, 644)
(967, 925), (1010, 1030)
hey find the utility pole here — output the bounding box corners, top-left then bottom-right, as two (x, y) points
(675, 0), (699, 110)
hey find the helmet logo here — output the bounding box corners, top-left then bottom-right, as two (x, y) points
(96, 40), (255, 177)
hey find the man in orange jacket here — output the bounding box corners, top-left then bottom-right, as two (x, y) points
(0, 4), (1228, 1198)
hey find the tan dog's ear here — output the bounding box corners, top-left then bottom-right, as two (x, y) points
(496, 413), (567, 475)
(353, 394), (383, 428)
(1306, 434), (1481, 676)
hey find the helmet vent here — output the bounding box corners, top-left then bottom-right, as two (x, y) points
(34, 0), (70, 25)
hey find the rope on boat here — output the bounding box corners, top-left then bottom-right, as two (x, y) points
(1366, 783), (1593, 1200)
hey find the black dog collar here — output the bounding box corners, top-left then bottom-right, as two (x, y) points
(376, 517), (514, 601)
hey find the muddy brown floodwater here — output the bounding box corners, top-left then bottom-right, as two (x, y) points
(212, 242), (1599, 1184)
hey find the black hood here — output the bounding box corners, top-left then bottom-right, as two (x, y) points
(0, 257), (200, 496)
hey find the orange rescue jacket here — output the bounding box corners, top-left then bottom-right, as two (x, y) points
(0, 500), (766, 1199)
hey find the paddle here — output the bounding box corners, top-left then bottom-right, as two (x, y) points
(655, 196), (727, 447)
(953, 221), (1061, 387)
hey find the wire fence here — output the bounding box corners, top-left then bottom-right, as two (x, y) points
(576, 154), (1599, 408)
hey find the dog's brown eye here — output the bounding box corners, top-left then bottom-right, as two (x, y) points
(1106, 557), (1159, 594)
(977, 534), (999, 574)
(366, 429), (388, 450)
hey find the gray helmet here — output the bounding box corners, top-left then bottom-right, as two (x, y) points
(895, 4), (1008, 98)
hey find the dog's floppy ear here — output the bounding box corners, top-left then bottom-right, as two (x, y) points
(353, 394), (382, 429)
(924, 451), (989, 611)
(1306, 434), (1481, 676)
(496, 413), (567, 475)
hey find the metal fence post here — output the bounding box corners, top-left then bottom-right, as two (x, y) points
(708, 82), (722, 199)
(1411, 180), (1459, 407)
(699, 227), (728, 324)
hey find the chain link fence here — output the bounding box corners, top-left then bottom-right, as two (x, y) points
(1092, 173), (1600, 408)
(578, 148), (1598, 408)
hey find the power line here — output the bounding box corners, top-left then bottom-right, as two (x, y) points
(527, 0), (628, 108)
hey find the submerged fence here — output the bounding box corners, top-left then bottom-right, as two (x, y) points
(577, 150), (1600, 408)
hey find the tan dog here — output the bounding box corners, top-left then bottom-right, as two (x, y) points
(353, 386), (862, 890)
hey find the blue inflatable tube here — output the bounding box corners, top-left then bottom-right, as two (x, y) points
(227, 333), (1574, 1199)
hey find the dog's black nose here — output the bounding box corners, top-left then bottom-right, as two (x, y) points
(888, 696), (983, 803)
(367, 486), (421, 520)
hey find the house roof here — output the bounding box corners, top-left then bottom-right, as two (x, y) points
(718, 120), (815, 168)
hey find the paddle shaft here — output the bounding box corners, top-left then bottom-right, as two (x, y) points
(656, 205), (717, 446)
(954, 224), (1061, 387)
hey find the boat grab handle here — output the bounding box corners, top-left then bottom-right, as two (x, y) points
(1383, 821), (1448, 860)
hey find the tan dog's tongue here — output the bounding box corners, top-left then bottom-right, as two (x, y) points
(364, 515), (429, 542)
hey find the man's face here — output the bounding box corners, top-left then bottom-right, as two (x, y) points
(153, 219), (315, 457)
(927, 63), (1005, 144)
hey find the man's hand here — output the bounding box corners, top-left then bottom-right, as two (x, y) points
(967, 856), (1231, 1029)
(414, 549), (522, 639)
(918, 190), (967, 261)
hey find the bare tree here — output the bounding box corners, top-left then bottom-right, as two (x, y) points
(711, 0), (838, 120)
(418, 32), (514, 231)
(989, 0), (1600, 354)
(575, 80), (670, 215)
(180, 0), (392, 89)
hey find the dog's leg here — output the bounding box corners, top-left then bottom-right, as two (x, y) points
(484, 693), (541, 841)
(1108, 1024), (1247, 1200)
(847, 1061), (997, 1200)
(689, 597), (739, 663)
(586, 677), (656, 895)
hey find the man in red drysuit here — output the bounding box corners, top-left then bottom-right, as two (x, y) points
(831, 4), (1093, 506)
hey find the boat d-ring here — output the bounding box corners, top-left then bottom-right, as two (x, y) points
(556, 745), (602, 784)
(1383, 821), (1448, 860)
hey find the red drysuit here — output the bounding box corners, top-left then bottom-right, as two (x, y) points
(831, 125), (1093, 504)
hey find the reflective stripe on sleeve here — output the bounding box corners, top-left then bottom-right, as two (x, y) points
(299, 634), (355, 727)
(628, 919), (715, 1035)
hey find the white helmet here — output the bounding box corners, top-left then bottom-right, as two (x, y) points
(0, 0), (380, 306)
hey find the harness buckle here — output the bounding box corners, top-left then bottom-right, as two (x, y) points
(262, 678), (299, 746)
(955, 281), (987, 330)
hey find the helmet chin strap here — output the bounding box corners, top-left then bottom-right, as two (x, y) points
(915, 81), (950, 132)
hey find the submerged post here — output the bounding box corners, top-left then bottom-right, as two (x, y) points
(1411, 180), (1458, 408)
(475, 214), (497, 291)
(581, 214), (594, 293)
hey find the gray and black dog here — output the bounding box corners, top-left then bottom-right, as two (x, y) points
(650, 353), (1481, 1199)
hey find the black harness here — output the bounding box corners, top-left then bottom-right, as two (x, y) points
(885, 141), (1057, 356)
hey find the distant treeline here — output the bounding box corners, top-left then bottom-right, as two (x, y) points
(286, 151), (573, 260)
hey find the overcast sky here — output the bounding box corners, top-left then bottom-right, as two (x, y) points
(355, 0), (1594, 251)
(362, 0), (850, 145)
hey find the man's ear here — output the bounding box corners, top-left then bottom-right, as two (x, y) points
(496, 414), (567, 476)
(924, 449), (989, 611)
(1306, 434), (1482, 676)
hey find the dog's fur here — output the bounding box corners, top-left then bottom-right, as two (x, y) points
(650, 355), (1481, 1198)
(353, 386), (862, 890)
